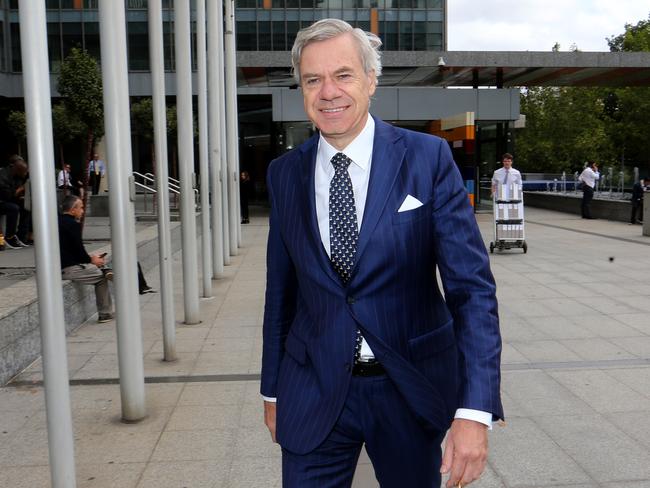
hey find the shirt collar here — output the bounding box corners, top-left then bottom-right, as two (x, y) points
(317, 115), (375, 173)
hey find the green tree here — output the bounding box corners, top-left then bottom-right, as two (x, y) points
(604, 16), (650, 175)
(52, 102), (85, 170)
(7, 110), (27, 156)
(57, 46), (104, 218)
(131, 97), (156, 173)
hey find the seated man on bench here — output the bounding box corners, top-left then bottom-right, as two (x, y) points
(58, 195), (113, 323)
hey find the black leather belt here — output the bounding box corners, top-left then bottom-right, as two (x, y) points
(352, 360), (386, 377)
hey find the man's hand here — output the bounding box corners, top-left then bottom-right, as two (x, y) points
(15, 185), (25, 197)
(441, 419), (488, 487)
(264, 401), (277, 443)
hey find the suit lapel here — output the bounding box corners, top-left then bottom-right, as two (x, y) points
(298, 134), (342, 287)
(353, 118), (406, 275)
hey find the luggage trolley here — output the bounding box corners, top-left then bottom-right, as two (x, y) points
(490, 182), (527, 253)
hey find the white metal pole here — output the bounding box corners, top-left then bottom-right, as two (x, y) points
(148, 0), (177, 361)
(215, 0), (231, 264)
(98, 1), (146, 422)
(224, 0), (241, 254)
(175, 0), (201, 324)
(207, 0), (224, 277)
(196, 0), (213, 297)
(18, 2), (76, 486)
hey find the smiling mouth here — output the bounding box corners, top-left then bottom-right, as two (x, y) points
(320, 107), (347, 113)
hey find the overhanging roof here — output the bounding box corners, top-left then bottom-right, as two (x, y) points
(237, 51), (650, 88)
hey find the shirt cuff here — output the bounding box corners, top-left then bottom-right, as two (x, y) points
(454, 408), (493, 430)
(262, 396), (277, 403)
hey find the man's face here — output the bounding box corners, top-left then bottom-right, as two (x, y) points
(93, 154), (99, 160)
(502, 158), (513, 170)
(12, 161), (28, 179)
(69, 200), (84, 220)
(299, 32), (376, 150)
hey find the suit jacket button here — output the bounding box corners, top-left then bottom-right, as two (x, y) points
(346, 296), (355, 305)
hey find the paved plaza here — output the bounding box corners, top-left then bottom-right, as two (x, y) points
(1, 206), (650, 487)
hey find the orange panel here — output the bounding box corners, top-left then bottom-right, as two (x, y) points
(263, 0), (272, 9)
(467, 193), (475, 207)
(74, 0), (83, 9)
(370, 9), (379, 35)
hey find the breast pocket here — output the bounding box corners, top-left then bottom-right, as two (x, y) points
(392, 199), (432, 225)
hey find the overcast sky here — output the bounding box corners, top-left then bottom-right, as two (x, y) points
(447, 1), (649, 52)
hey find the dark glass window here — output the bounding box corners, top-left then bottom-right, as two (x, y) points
(83, 0), (99, 8)
(46, 0), (60, 8)
(382, 21), (397, 50)
(272, 21), (285, 51)
(163, 19), (174, 70)
(0, 22), (5, 71)
(60, 0), (75, 8)
(399, 21), (412, 50)
(413, 21), (426, 51)
(287, 20), (299, 49)
(10, 22), (21, 72)
(128, 21), (150, 70)
(299, 0), (314, 6)
(259, 21), (271, 50)
(47, 22), (62, 71)
(426, 0), (441, 7)
(237, 21), (257, 50)
(84, 21), (100, 62)
(236, 0), (258, 7)
(61, 21), (82, 57)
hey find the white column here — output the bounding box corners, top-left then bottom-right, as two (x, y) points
(207, 0), (225, 277)
(18, 2), (77, 486)
(98, 1), (146, 421)
(175, 0), (201, 324)
(196, 0), (213, 297)
(148, 0), (176, 361)
(216, 0), (231, 264)
(224, 0), (241, 255)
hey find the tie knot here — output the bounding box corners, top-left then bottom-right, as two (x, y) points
(331, 152), (352, 172)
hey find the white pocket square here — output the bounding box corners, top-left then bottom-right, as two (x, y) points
(398, 194), (423, 212)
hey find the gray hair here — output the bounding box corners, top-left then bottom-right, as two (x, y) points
(291, 18), (382, 84)
(61, 195), (81, 213)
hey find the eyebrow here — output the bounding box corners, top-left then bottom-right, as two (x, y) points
(301, 66), (355, 80)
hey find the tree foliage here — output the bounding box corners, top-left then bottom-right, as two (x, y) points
(7, 110), (26, 155)
(517, 16), (650, 177)
(57, 47), (103, 135)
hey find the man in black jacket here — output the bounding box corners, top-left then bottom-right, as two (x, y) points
(630, 178), (648, 225)
(0, 155), (32, 248)
(59, 195), (113, 322)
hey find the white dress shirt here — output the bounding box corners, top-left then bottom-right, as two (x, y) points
(57, 170), (72, 188)
(265, 115), (493, 428)
(579, 167), (600, 189)
(492, 167), (522, 187)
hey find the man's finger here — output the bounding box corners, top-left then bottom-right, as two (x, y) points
(263, 401), (277, 443)
(440, 434), (454, 474)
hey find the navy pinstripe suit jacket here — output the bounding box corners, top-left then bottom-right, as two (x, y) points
(261, 117), (503, 455)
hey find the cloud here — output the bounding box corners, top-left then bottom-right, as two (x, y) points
(448, 1), (650, 51)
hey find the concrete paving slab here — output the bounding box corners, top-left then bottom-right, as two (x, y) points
(536, 414), (650, 483)
(1, 206), (650, 487)
(488, 417), (593, 487)
(549, 369), (649, 413)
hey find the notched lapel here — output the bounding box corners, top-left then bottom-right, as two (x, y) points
(298, 137), (342, 287)
(353, 120), (406, 275)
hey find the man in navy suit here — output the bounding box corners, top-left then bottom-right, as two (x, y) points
(261, 18), (503, 488)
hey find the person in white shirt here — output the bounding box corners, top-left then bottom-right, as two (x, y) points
(87, 154), (106, 195)
(578, 161), (600, 219)
(491, 153), (522, 198)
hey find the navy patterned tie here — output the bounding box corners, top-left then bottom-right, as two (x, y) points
(329, 153), (364, 361)
(329, 152), (359, 284)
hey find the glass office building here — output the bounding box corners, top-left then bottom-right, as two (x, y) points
(1, 0), (446, 74)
